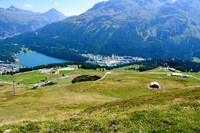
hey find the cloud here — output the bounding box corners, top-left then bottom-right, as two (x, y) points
(54, 2), (59, 6)
(24, 4), (32, 8)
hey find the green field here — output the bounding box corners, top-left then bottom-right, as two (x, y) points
(0, 66), (199, 132)
(59, 70), (74, 75)
(113, 65), (142, 71)
(17, 48), (35, 54)
(193, 57), (200, 63)
(0, 71), (60, 85)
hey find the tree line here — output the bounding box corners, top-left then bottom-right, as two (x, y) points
(106, 59), (200, 72)
(2, 62), (102, 75)
(136, 59), (200, 72)
(3, 59), (200, 76)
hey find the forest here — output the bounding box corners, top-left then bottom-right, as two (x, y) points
(0, 33), (87, 62)
(0, 44), (21, 62)
(72, 75), (101, 84)
(105, 59), (200, 72)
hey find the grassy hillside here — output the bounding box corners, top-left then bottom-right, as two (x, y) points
(0, 67), (199, 132)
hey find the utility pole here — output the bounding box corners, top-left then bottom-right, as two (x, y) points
(13, 81), (15, 96)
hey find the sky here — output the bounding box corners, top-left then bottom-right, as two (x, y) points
(1, 0), (108, 16)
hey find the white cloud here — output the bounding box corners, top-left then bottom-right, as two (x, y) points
(54, 2), (59, 6)
(24, 4), (32, 8)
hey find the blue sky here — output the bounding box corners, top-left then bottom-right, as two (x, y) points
(1, 0), (108, 16)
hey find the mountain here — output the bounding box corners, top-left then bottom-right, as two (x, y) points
(0, 6), (66, 39)
(2, 0), (200, 61)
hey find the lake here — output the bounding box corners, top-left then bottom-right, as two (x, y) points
(17, 52), (70, 68)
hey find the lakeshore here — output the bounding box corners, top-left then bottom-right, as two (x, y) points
(16, 52), (70, 68)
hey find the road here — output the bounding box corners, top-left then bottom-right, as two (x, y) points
(148, 67), (162, 73)
(0, 81), (13, 85)
(0, 79), (13, 85)
(99, 72), (111, 81)
(32, 74), (80, 87)
(189, 75), (200, 80)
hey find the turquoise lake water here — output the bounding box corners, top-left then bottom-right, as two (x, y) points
(17, 52), (70, 68)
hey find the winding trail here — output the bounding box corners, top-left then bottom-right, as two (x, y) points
(148, 67), (162, 73)
(99, 72), (111, 81)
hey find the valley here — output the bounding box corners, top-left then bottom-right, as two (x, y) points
(2, 0), (200, 61)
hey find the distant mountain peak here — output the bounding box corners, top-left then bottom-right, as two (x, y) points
(7, 5), (21, 11)
(8, 5), (16, 9)
(48, 8), (57, 12)
(43, 8), (66, 20)
(45, 8), (62, 15)
(46, 8), (65, 14)
(0, 6), (66, 39)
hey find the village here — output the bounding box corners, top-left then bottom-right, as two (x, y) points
(81, 53), (145, 66)
(0, 63), (23, 75)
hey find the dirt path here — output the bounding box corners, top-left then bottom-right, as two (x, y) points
(0, 81), (13, 85)
(99, 72), (111, 81)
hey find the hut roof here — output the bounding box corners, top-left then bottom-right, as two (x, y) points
(149, 82), (160, 89)
(150, 82), (160, 86)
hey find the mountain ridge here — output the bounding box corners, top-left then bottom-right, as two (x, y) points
(0, 6), (66, 39)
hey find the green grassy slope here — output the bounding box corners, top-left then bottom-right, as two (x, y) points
(0, 67), (199, 132)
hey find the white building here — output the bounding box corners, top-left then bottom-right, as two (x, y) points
(58, 67), (76, 71)
(171, 73), (189, 78)
(40, 69), (52, 74)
